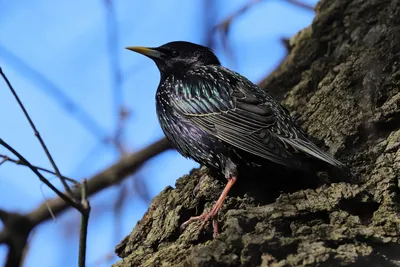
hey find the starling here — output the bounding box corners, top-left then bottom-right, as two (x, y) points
(126, 41), (345, 236)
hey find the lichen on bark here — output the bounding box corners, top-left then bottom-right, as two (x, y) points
(114, 0), (400, 266)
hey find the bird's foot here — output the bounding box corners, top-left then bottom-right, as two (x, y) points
(181, 204), (221, 238)
(181, 176), (237, 238)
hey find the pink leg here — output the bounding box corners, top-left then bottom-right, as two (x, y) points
(181, 176), (237, 237)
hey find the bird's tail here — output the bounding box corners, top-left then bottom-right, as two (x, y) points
(281, 137), (347, 171)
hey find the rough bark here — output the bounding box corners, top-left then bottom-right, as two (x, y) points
(114, 0), (400, 266)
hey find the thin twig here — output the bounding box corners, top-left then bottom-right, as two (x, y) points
(0, 154), (78, 184)
(0, 137), (172, 246)
(284, 0), (314, 11)
(115, 107), (131, 155)
(104, 0), (126, 155)
(213, 0), (262, 37)
(78, 179), (90, 267)
(0, 67), (73, 196)
(0, 45), (108, 142)
(132, 175), (151, 204)
(212, 0), (313, 66)
(0, 156), (7, 165)
(213, 0), (313, 35)
(0, 138), (81, 210)
(212, 0), (262, 66)
(113, 181), (130, 247)
(0, 138), (171, 265)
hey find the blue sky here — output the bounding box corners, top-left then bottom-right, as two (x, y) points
(0, 0), (317, 266)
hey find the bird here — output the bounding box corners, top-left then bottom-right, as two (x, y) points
(126, 41), (346, 237)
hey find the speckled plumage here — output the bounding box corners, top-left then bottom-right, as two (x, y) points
(150, 43), (344, 177)
(127, 41), (345, 235)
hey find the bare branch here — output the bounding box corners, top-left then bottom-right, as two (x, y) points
(115, 107), (131, 155)
(0, 137), (172, 245)
(215, 0), (314, 32)
(103, 0), (126, 155)
(213, 0), (262, 41)
(0, 138), (80, 210)
(0, 154), (78, 184)
(212, 0), (262, 66)
(0, 45), (108, 142)
(285, 0), (314, 11)
(0, 156), (7, 165)
(212, 0), (313, 64)
(78, 179), (91, 267)
(0, 67), (73, 195)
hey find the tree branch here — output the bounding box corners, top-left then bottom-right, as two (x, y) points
(0, 46), (108, 142)
(78, 179), (90, 267)
(212, 0), (313, 63)
(0, 67), (73, 196)
(103, 0), (126, 155)
(0, 154), (78, 184)
(0, 137), (172, 244)
(0, 138), (80, 210)
(285, 0), (314, 11)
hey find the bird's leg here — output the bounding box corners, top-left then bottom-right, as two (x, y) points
(181, 176), (237, 237)
(212, 219), (219, 238)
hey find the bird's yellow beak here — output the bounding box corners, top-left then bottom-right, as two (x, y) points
(125, 46), (163, 59)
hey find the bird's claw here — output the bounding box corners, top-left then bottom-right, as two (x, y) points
(181, 177), (236, 238)
(180, 210), (220, 238)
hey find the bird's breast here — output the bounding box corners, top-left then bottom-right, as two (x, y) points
(155, 88), (223, 169)
(155, 89), (197, 153)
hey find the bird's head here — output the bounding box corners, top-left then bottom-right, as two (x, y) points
(126, 41), (221, 76)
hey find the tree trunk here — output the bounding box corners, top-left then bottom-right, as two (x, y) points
(114, 0), (400, 266)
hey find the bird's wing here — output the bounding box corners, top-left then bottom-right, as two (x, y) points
(171, 67), (344, 169)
